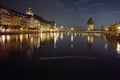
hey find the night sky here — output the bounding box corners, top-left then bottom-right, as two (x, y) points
(1, 0), (120, 28)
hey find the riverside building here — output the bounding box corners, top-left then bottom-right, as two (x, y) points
(0, 5), (56, 32)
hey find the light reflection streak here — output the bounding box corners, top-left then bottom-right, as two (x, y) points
(39, 56), (96, 61)
(30, 37), (33, 42)
(0, 33), (55, 61)
(74, 33), (77, 37)
(0, 32), (108, 61)
(54, 33), (59, 48)
(60, 33), (63, 40)
(71, 34), (74, 42)
(20, 34), (23, 42)
(6, 35), (10, 41)
(2, 35), (5, 43)
(87, 36), (94, 47)
(104, 43), (108, 50)
(54, 35), (57, 48)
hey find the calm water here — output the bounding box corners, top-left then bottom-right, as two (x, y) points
(0, 32), (120, 80)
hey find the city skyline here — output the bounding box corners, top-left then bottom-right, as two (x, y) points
(1, 0), (120, 28)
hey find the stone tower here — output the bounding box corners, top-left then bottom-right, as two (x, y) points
(26, 8), (34, 28)
(87, 18), (94, 30)
(26, 8), (33, 16)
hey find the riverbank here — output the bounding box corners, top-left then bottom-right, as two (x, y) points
(0, 30), (106, 35)
(0, 31), (40, 35)
(106, 32), (120, 40)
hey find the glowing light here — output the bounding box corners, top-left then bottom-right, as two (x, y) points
(118, 26), (120, 30)
(60, 33), (63, 40)
(20, 35), (23, 42)
(6, 29), (10, 32)
(2, 35), (5, 43)
(1, 29), (5, 32)
(30, 37), (33, 42)
(117, 42), (120, 54)
(54, 36), (57, 49)
(87, 36), (94, 46)
(53, 33), (59, 48)
(71, 28), (74, 31)
(105, 28), (108, 31)
(60, 26), (64, 29)
(6, 35), (10, 41)
(71, 34), (74, 42)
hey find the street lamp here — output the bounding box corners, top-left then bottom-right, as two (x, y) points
(71, 28), (74, 31)
(118, 26), (120, 30)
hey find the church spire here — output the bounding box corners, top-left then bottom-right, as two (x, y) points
(26, 7), (33, 16)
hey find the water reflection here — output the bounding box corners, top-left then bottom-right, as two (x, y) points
(87, 36), (94, 47)
(0, 33), (55, 61)
(0, 32), (120, 61)
(39, 56), (96, 61)
(106, 36), (120, 56)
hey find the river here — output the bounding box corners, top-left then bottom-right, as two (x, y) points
(0, 32), (120, 80)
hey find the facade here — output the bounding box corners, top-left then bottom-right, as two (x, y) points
(26, 8), (34, 28)
(87, 18), (94, 30)
(0, 5), (56, 32)
(108, 23), (120, 31)
(0, 8), (12, 28)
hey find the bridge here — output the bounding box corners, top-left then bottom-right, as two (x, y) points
(58, 30), (106, 33)
(79, 30), (105, 33)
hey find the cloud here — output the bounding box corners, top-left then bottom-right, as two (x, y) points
(75, 2), (80, 6)
(77, 7), (90, 12)
(92, 3), (104, 6)
(79, 0), (89, 3)
(75, 0), (89, 6)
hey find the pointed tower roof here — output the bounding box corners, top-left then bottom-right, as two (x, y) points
(87, 18), (94, 24)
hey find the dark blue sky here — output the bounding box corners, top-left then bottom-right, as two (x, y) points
(1, 0), (120, 28)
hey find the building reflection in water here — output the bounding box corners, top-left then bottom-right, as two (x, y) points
(0, 32), (105, 61)
(71, 33), (74, 42)
(70, 33), (74, 48)
(0, 33), (55, 61)
(60, 32), (63, 40)
(87, 36), (94, 48)
(117, 42), (120, 54)
(54, 32), (59, 48)
(106, 36), (120, 55)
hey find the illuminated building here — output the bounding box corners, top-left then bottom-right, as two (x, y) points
(0, 5), (56, 32)
(108, 22), (120, 33)
(87, 17), (94, 30)
(11, 12), (29, 30)
(26, 8), (34, 28)
(26, 8), (33, 16)
(0, 7), (12, 29)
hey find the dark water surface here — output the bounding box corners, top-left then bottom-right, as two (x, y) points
(0, 32), (120, 80)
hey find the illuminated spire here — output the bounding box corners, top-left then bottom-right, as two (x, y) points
(26, 7), (33, 16)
